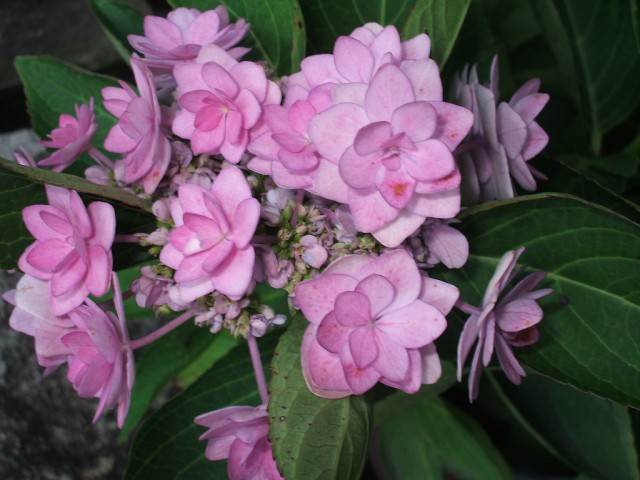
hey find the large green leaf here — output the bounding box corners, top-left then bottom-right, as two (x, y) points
(120, 323), (236, 440)
(89, 0), (145, 62)
(14, 56), (119, 175)
(268, 313), (371, 480)
(536, 156), (640, 223)
(373, 393), (511, 479)
(438, 194), (640, 409)
(0, 168), (46, 269)
(532, 0), (640, 153)
(402, 0), (472, 68)
(300, 0), (413, 55)
(169, 0), (305, 75)
(494, 374), (639, 480)
(125, 334), (279, 479)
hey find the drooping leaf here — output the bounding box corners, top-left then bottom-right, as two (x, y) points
(402, 0), (472, 68)
(89, 0), (146, 62)
(0, 168), (46, 269)
(494, 374), (640, 480)
(373, 393), (511, 479)
(120, 323), (236, 440)
(268, 313), (371, 480)
(14, 56), (119, 175)
(125, 333), (279, 479)
(0, 158), (151, 213)
(437, 193), (640, 409)
(300, 0), (413, 55)
(535, 155), (640, 223)
(168, 0), (306, 75)
(532, 0), (640, 153)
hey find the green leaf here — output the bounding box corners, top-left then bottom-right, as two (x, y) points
(125, 334), (279, 479)
(252, 282), (290, 317)
(556, 153), (640, 194)
(120, 323), (235, 440)
(300, 0), (413, 55)
(0, 167), (46, 269)
(494, 374), (639, 480)
(438, 194), (640, 409)
(89, 0), (145, 62)
(632, 0), (640, 53)
(168, 0), (306, 75)
(535, 156), (640, 223)
(402, 0), (472, 68)
(532, 0), (640, 153)
(268, 313), (370, 479)
(0, 157), (152, 213)
(14, 56), (119, 175)
(373, 394), (511, 479)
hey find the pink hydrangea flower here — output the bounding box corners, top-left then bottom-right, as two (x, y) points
(249, 24), (472, 247)
(62, 273), (134, 427)
(195, 404), (282, 480)
(295, 249), (458, 398)
(18, 185), (115, 316)
(172, 45), (281, 163)
(38, 99), (98, 171)
(4, 275), (75, 375)
(456, 247), (553, 401)
(103, 55), (172, 194)
(128, 6), (249, 69)
(159, 165), (260, 302)
(453, 57), (549, 204)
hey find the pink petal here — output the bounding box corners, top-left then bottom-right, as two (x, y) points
(22, 206), (70, 241)
(402, 59), (442, 102)
(340, 347), (381, 394)
(372, 330), (410, 382)
(85, 245), (112, 297)
(300, 324), (352, 398)
(425, 223), (469, 269)
(349, 326), (379, 369)
(371, 210), (426, 248)
(309, 160), (349, 203)
(419, 276), (460, 316)
(339, 146), (380, 189)
(294, 273), (358, 324)
(377, 301), (446, 348)
(308, 104), (368, 163)
(420, 343), (442, 384)
(353, 121), (392, 156)
(355, 274), (395, 317)
(405, 188), (461, 218)
(201, 62), (239, 97)
(430, 102), (474, 150)
(364, 64), (415, 122)
(230, 198), (260, 248)
(357, 249), (421, 309)
(390, 101), (437, 142)
(376, 165), (416, 209)
(209, 247), (255, 300)
(87, 201), (115, 250)
(210, 165), (253, 220)
(496, 102), (527, 159)
(334, 291), (371, 327)
(348, 187), (399, 233)
(316, 311), (350, 353)
(334, 36), (374, 82)
(496, 298), (543, 332)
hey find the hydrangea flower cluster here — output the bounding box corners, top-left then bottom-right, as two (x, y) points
(5, 6), (553, 478)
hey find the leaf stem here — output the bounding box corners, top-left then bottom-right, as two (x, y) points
(247, 333), (269, 405)
(130, 311), (194, 350)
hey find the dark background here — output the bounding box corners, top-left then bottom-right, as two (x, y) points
(0, 1), (165, 478)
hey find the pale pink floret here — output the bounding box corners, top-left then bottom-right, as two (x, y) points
(4, 275), (75, 375)
(128, 6), (249, 69)
(63, 273), (134, 427)
(103, 55), (172, 195)
(38, 99), (98, 171)
(172, 45), (281, 163)
(295, 250), (458, 398)
(195, 404), (282, 480)
(308, 64), (473, 247)
(159, 165), (260, 302)
(18, 185), (115, 316)
(456, 247), (553, 401)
